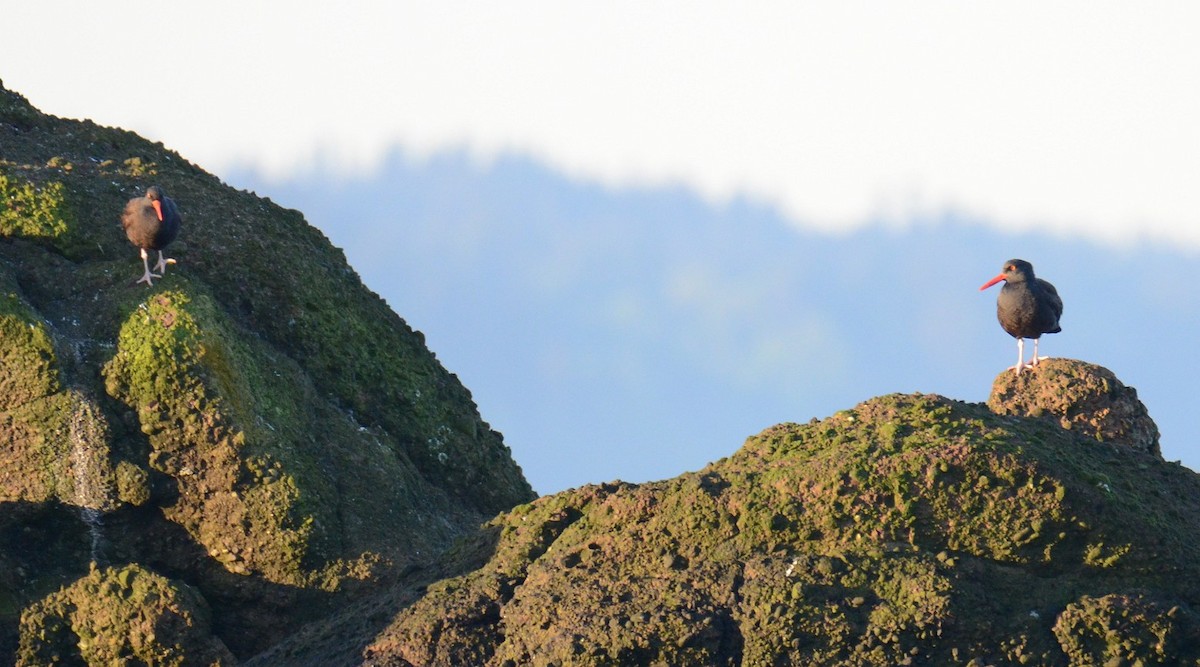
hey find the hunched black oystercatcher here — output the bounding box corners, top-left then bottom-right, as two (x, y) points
(122, 185), (182, 286)
(979, 259), (1062, 375)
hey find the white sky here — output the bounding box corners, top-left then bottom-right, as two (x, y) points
(4, 2), (1200, 246)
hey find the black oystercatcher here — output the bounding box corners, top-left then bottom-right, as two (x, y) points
(979, 259), (1062, 375)
(122, 185), (181, 286)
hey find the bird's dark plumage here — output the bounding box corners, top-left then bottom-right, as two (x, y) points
(980, 259), (1062, 374)
(122, 185), (182, 286)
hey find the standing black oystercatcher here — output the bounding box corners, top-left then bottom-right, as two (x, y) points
(122, 185), (182, 286)
(979, 259), (1063, 375)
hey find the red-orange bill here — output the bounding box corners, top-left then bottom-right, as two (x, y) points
(979, 274), (1006, 291)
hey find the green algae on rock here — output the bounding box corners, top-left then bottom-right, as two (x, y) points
(0, 78), (535, 662)
(0, 280), (119, 510)
(102, 288), (338, 583)
(0, 168), (71, 244)
(17, 564), (235, 666)
(1053, 592), (1200, 665)
(6, 77), (1200, 666)
(354, 391), (1200, 667)
(0, 285), (58, 413)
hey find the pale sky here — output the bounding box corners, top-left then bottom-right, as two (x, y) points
(5, 2), (1200, 246)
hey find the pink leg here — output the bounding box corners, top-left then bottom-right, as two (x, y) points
(1031, 338), (1048, 366)
(136, 248), (158, 286)
(152, 250), (175, 274)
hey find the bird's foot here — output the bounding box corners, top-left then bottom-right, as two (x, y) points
(1008, 362), (1032, 376)
(152, 257), (176, 274)
(1009, 358), (1052, 376)
(136, 270), (162, 286)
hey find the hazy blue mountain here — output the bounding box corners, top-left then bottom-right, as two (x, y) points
(230, 149), (1200, 494)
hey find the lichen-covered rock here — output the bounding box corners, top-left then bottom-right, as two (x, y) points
(17, 564), (234, 666)
(335, 393), (1200, 667)
(988, 358), (1161, 457)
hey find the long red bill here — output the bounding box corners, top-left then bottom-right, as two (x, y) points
(152, 200), (164, 222)
(979, 274), (1006, 291)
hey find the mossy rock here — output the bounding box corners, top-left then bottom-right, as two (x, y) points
(114, 460), (151, 506)
(14, 76), (1199, 666)
(16, 564), (235, 666)
(0, 168), (71, 246)
(0, 280), (120, 510)
(1, 79), (534, 661)
(0, 286), (59, 412)
(102, 288), (345, 584)
(1053, 592), (1200, 665)
(989, 358), (1161, 456)
(346, 391), (1200, 667)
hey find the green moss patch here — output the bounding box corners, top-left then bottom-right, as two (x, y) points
(361, 390), (1200, 666)
(0, 288), (58, 412)
(0, 283), (119, 510)
(1, 79), (537, 661)
(102, 289), (341, 584)
(1054, 592), (1200, 665)
(17, 564), (234, 666)
(0, 168), (71, 245)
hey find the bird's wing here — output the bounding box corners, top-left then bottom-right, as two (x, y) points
(160, 196), (182, 223)
(1038, 279), (1064, 318)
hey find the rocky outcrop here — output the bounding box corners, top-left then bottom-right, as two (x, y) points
(5, 78), (1197, 666)
(268, 386), (1200, 666)
(988, 358), (1161, 457)
(0, 80), (534, 661)
(17, 564), (235, 667)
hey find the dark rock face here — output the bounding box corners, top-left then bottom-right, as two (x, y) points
(988, 358), (1161, 457)
(0, 80), (534, 662)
